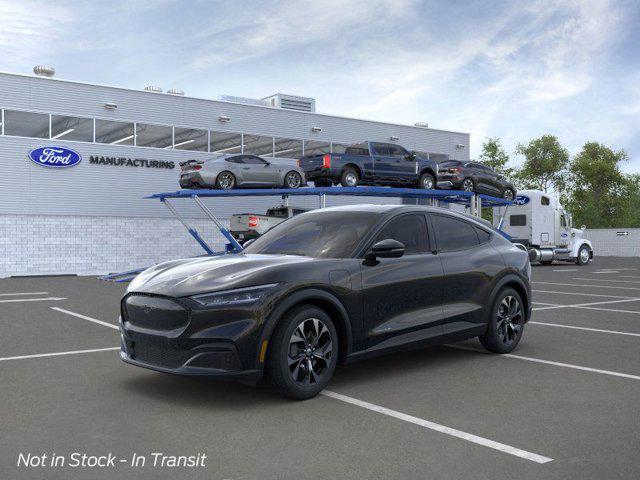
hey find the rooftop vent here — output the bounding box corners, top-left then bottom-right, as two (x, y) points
(33, 65), (55, 78)
(144, 86), (163, 93)
(167, 89), (185, 96)
(263, 93), (316, 112)
(414, 122), (429, 128)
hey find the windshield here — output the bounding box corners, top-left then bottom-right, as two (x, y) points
(243, 210), (381, 258)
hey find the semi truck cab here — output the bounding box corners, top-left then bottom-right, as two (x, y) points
(493, 189), (593, 265)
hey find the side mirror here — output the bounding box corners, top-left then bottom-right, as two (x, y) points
(365, 239), (405, 263)
(404, 152), (416, 160)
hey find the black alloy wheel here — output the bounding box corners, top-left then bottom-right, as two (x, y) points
(216, 171), (236, 190)
(462, 178), (475, 192)
(267, 305), (338, 399)
(284, 171), (303, 189)
(479, 288), (525, 353)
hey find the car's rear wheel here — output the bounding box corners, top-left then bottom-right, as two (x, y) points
(462, 178), (475, 192)
(216, 171), (236, 190)
(284, 171), (303, 189)
(266, 305), (338, 400)
(340, 168), (359, 187)
(479, 288), (525, 354)
(418, 172), (435, 189)
(502, 188), (515, 201)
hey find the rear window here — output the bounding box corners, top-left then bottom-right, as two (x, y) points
(510, 214), (527, 226)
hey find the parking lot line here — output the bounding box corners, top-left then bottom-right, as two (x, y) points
(0, 347), (119, 363)
(448, 345), (640, 381)
(50, 307), (119, 330)
(0, 297), (67, 304)
(532, 297), (640, 311)
(572, 278), (640, 285)
(534, 282), (640, 291)
(321, 390), (553, 464)
(530, 321), (640, 337)
(573, 305), (640, 315)
(0, 292), (49, 296)
(552, 269), (578, 272)
(532, 290), (638, 299)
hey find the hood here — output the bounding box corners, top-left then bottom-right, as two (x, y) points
(127, 253), (314, 298)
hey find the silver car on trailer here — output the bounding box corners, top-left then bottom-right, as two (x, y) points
(179, 154), (306, 189)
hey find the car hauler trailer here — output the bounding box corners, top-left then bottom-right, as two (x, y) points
(492, 189), (593, 265)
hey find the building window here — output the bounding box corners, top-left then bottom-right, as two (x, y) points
(243, 134), (274, 156)
(173, 127), (208, 151)
(210, 131), (242, 154)
(273, 137), (303, 159)
(3, 110), (49, 138)
(331, 143), (349, 154)
(135, 123), (173, 148)
(303, 140), (331, 156)
(51, 114), (93, 142)
(95, 119), (135, 145)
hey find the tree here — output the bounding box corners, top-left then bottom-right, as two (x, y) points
(479, 137), (514, 177)
(566, 142), (628, 228)
(514, 135), (569, 193)
(620, 174), (640, 228)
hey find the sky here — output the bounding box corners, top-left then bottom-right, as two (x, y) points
(1, 0), (639, 172)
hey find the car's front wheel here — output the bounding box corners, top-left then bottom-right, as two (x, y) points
(479, 288), (525, 354)
(284, 171), (303, 189)
(266, 305), (338, 400)
(576, 245), (591, 265)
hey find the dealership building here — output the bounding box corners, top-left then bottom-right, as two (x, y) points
(0, 68), (470, 277)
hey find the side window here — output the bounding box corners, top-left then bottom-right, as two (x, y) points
(541, 196), (550, 206)
(560, 215), (567, 228)
(244, 155), (267, 165)
(373, 214), (428, 255)
(226, 156), (244, 164)
(387, 145), (407, 157)
(510, 214), (526, 226)
(372, 143), (390, 156)
(475, 227), (492, 244)
(431, 215), (480, 252)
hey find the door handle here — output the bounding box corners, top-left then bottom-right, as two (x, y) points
(242, 167), (250, 170)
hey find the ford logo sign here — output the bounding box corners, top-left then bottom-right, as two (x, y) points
(28, 146), (82, 168)
(514, 195), (530, 205)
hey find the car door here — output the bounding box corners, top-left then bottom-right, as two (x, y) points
(241, 155), (276, 185)
(370, 143), (395, 182)
(478, 165), (502, 195)
(429, 213), (504, 335)
(387, 144), (418, 183)
(360, 213), (445, 353)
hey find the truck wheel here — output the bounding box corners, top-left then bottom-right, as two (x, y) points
(266, 305), (338, 400)
(340, 168), (359, 187)
(418, 172), (435, 189)
(215, 171), (236, 190)
(462, 178), (475, 192)
(576, 245), (591, 265)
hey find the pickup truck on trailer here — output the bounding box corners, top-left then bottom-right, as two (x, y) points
(298, 141), (439, 189)
(229, 205), (309, 242)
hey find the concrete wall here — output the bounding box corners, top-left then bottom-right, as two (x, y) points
(584, 228), (640, 257)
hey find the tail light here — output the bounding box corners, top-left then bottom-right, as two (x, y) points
(322, 154), (331, 168)
(194, 165), (202, 171)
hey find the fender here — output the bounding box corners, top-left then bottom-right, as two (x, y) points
(486, 271), (532, 323)
(254, 287), (353, 369)
(571, 239), (593, 258)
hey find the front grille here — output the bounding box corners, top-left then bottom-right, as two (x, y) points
(131, 342), (191, 369)
(122, 294), (189, 331)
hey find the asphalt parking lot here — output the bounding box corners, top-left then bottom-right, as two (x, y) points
(2, 257), (640, 480)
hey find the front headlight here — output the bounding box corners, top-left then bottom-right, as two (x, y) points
(190, 283), (279, 307)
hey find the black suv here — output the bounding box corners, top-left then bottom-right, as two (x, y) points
(437, 160), (516, 200)
(120, 205), (531, 399)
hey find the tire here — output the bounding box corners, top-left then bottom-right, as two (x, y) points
(266, 305), (338, 400)
(418, 172), (435, 190)
(479, 288), (525, 354)
(340, 168), (359, 187)
(284, 171), (303, 189)
(576, 245), (591, 265)
(502, 188), (515, 201)
(215, 171), (236, 190)
(462, 178), (475, 192)
(314, 179), (332, 187)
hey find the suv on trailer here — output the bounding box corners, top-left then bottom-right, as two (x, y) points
(298, 141), (439, 189)
(437, 160), (516, 200)
(120, 205), (531, 399)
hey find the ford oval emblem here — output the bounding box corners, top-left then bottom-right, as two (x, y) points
(28, 146), (82, 168)
(514, 195), (530, 205)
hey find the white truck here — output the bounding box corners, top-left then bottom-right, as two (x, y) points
(493, 189), (593, 265)
(229, 205), (309, 242)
